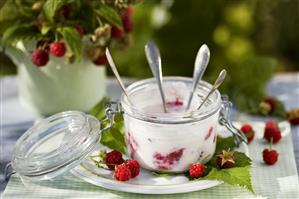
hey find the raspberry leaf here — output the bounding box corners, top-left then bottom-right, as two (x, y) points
(96, 5), (122, 29)
(234, 151), (251, 167)
(2, 24), (40, 47)
(43, 0), (65, 23)
(100, 127), (126, 154)
(57, 26), (82, 59)
(202, 166), (253, 192)
(90, 97), (110, 120)
(215, 136), (235, 153)
(90, 97), (126, 153)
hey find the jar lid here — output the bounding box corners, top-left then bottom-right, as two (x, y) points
(11, 111), (102, 180)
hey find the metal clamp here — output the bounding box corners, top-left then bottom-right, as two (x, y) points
(219, 95), (248, 147)
(100, 101), (124, 132)
(4, 163), (16, 181)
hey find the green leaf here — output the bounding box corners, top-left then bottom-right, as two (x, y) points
(96, 5), (122, 28)
(1, 24), (40, 47)
(90, 97), (110, 120)
(90, 97), (126, 153)
(234, 151), (252, 167)
(202, 166), (253, 192)
(215, 136), (235, 153)
(100, 127), (126, 154)
(152, 171), (175, 177)
(271, 99), (287, 118)
(41, 24), (51, 35)
(43, 0), (65, 23)
(57, 26), (82, 59)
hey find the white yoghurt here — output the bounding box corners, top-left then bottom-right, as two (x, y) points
(122, 78), (220, 172)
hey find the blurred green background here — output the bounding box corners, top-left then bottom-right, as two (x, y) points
(1, 0), (299, 112)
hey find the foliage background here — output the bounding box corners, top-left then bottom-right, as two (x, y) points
(1, 0), (298, 112)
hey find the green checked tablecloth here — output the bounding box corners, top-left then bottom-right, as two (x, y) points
(2, 122), (299, 199)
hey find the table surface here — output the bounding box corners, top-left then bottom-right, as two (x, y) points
(1, 74), (299, 194)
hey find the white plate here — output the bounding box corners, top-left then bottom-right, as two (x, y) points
(71, 128), (249, 194)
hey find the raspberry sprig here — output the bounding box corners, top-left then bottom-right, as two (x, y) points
(90, 150), (141, 181)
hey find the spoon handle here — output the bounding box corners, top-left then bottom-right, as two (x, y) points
(197, 69), (227, 111)
(186, 44), (210, 110)
(145, 41), (167, 112)
(106, 48), (132, 104)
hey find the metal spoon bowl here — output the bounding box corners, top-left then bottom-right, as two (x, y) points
(186, 44), (210, 110)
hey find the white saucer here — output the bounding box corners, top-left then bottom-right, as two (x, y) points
(71, 160), (222, 194)
(71, 129), (249, 195)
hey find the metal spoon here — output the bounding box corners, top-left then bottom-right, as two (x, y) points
(186, 44), (210, 111)
(105, 48), (133, 105)
(145, 41), (167, 113)
(197, 69), (227, 111)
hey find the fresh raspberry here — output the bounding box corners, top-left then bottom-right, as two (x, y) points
(240, 123), (255, 143)
(216, 150), (235, 169)
(264, 97), (276, 112)
(189, 163), (205, 178)
(124, 6), (134, 17)
(125, 159), (140, 178)
(49, 42), (66, 57)
(259, 97), (276, 115)
(93, 54), (107, 65)
(265, 120), (275, 128)
(122, 15), (133, 33)
(111, 26), (125, 39)
(31, 49), (49, 67)
(264, 120), (282, 144)
(114, 164), (131, 181)
(75, 24), (85, 36)
(104, 150), (124, 170)
(287, 108), (299, 125)
(263, 148), (278, 165)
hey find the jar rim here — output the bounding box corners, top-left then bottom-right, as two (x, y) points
(120, 76), (222, 124)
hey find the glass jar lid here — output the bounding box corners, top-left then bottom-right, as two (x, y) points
(11, 111), (102, 180)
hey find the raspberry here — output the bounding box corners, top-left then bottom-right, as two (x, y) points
(111, 26), (124, 39)
(263, 148), (278, 165)
(124, 6), (134, 17)
(93, 54), (107, 65)
(122, 15), (133, 33)
(75, 24), (85, 36)
(125, 159), (140, 178)
(104, 150), (124, 170)
(264, 120), (282, 144)
(216, 150), (235, 169)
(31, 49), (49, 67)
(189, 163), (205, 178)
(114, 164), (131, 181)
(264, 97), (276, 112)
(287, 108), (299, 125)
(49, 42), (66, 57)
(259, 97), (277, 115)
(240, 123), (255, 143)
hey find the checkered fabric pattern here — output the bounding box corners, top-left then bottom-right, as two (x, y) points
(2, 122), (299, 199)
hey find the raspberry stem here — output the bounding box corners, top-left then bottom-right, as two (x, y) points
(270, 138), (273, 150)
